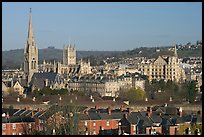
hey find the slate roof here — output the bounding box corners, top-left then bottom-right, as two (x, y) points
(79, 114), (90, 120)
(160, 118), (172, 126)
(13, 110), (25, 116)
(30, 72), (58, 89)
(191, 115), (202, 124)
(126, 112), (140, 124)
(149, 114), (162, 124)
(2, 108), (19, 116)
(88, 113), (101, 120)
(170, 116), (184, 125)
(2, 116), (35, 123)
(19, 79), (27, 87)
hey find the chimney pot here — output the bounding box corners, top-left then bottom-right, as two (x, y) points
(107, 106), (112, 115)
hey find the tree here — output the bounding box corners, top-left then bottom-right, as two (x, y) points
(158, 79), (166, 91)
(187, 80), (198, 103)
(127, 87), (145, 103)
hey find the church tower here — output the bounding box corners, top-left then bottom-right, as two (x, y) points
(63, 44), (76, 65)
(24, 9), (38, 85)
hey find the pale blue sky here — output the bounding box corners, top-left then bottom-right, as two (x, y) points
(2, 2), (202, 51)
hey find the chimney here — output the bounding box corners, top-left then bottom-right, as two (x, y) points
(120, 105), (124, 112)
(197, 110), (201, 115)
(127, 108), (132, 114)
(44, 79), (49, 87)
(84, 110), (89, 115)
(6, 112), (9, 118)
(178, 107), (182, 117)
(31, 111), (35, 118)
(147, 106), (152, 117)
(37, 108), (41, 112)
(95, 106), (99, 110)
(123, 113), (128, 119)
(107, 106), (112, 115)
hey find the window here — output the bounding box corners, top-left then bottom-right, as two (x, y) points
(12, 124), (16, 130)
(85, 121), (88, 126)
(106, 121), (110, 126)
(93, 130), (96, 135)
(133, 125), (136, 131)
(2, 124), (6, 130)
(40, 126), (43, 131)
(93, 121), (96, 126)
(40, 119), (44, 123)
(29, 123), (32, 129)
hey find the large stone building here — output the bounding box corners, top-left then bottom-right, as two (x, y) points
(140, 46), (186, 82)
(57, 45), (92, 76)
(24, 9), (38, 85)
(66, 73), (145, 97)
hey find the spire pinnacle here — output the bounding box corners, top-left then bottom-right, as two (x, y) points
(174, 44), (178, 57)
(28, 8), (33, 39)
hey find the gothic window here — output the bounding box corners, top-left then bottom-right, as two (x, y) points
(31, 61), (34, 69)
(34, 61), (36, 69)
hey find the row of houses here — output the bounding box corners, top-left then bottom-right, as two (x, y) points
(2, 72), (145, 97)
(2, 105), (202, 135)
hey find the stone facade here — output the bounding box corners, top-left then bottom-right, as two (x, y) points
(63, 44), (76, 65)
(24, 10), (38, 85)
(140, 46), (186, 82)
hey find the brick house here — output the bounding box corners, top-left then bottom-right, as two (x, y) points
(2, 114), (35, 135)
(78, 106), (128, 135)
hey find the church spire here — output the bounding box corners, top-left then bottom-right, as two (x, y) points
(174, 44), (178, 57)
(28, 8), (34, 40)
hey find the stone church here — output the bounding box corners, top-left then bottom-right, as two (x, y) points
(23, 9), (92, 90)
(23, 9), (38, 86)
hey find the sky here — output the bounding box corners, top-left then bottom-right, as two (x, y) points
(2, 2), (202, 51)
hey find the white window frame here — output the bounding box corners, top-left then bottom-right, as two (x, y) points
(133, 125), (136, 131)
(2, 124), (6, 130)
(85, 121), (87, 126)
(106, 121), (110, 126)
(12, 132), (16, 135)
(93, 121), (96, 126)
(40, 119), (44, 123)
(29, 123), (32, 129)
(12, 123), (16, 130)
(40, 125), (43, 131)
(93, 130), (96, 135)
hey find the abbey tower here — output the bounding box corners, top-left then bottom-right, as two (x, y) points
(63, 44), (76, 65)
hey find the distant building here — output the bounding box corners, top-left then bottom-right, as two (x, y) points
(63, 44), (76, 66)
(140, 45), (186, 82)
